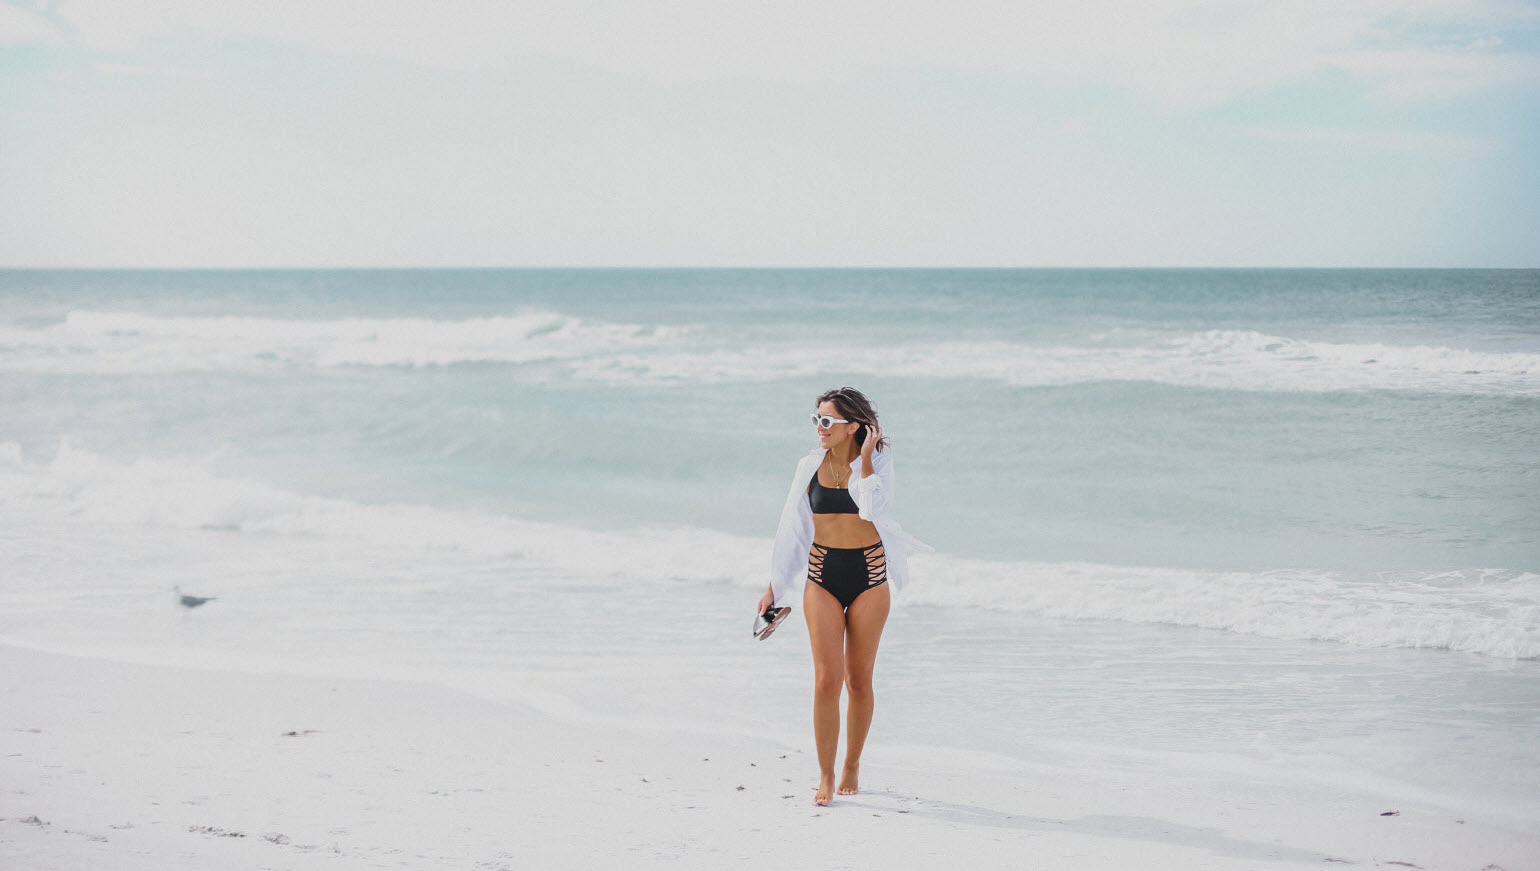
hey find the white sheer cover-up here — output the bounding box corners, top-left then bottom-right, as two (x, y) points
(768, 447), (932, 608)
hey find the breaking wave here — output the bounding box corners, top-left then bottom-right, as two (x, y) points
(2, 312), (1534, 395)
(3, 442), (1534, 659)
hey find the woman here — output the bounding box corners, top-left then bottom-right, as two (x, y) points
(756, 387), (928, 806)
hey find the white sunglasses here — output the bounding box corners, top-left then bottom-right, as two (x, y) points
(810, 413), (851, 429)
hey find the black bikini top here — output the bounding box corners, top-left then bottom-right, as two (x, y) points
(808, 470), (860, 515)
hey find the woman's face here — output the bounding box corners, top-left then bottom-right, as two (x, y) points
(815, 400), (858, 450)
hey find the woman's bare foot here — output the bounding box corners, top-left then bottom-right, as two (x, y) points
(837, 763), (859, 795)
(814, 773), (835, 806)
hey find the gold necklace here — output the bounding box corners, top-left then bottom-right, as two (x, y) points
(825, 452), (849, 488)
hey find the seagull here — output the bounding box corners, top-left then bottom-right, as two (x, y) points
(173, 586), (217, 609)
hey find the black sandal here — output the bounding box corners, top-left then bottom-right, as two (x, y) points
(753, 606), (791, 640)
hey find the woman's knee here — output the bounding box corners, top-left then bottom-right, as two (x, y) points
(814, 670), (844, 698)
(843, 672), (874, 698)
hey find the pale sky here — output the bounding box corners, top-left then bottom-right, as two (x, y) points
(2, 0), (1537, 267)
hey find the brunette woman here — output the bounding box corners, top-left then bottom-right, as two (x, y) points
(757, 387), (928, 806)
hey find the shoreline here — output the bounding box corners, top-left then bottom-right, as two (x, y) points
(5, 643), (1536, 870)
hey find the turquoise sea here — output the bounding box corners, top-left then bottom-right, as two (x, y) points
(2, 268), (1537, 828)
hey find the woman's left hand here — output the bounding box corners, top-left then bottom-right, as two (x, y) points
(860, 424), (882, 458)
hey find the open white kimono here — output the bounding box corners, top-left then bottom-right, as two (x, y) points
(768, 447), (932, 608)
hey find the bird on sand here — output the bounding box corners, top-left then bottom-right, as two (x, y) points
(173, 586), (217, 609)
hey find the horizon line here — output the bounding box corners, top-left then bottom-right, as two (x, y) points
(2, 264), (1536, 272)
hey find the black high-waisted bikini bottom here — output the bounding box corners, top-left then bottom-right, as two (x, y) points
(807, 542), (887, 610)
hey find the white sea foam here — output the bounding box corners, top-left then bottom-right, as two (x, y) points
(0, 310), (687, 373)
(587, 330), (1540, 396)
(905, 556), (1540, 660)
(3, 443), (1535, 659)
(0, 440), (762, 587)
(3, 312), (1534, 395)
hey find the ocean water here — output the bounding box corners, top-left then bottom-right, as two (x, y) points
(2, 269), (1538, 824)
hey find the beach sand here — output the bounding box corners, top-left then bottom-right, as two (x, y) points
(4, 643), (1534, 870)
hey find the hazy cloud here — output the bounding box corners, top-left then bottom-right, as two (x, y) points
(2, 0), (1536, 266)
(19, 0), (1540, 106)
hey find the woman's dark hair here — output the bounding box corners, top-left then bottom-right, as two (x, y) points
(817, 386), (887, 452)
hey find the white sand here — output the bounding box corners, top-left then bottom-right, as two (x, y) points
(3, 643), (1535, 871)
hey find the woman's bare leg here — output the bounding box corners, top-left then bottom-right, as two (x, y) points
(838, 581), (889, 794)
(804, 579), (847, 806)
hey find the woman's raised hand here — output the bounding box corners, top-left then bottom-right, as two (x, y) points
(860, 424), (882, 458)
